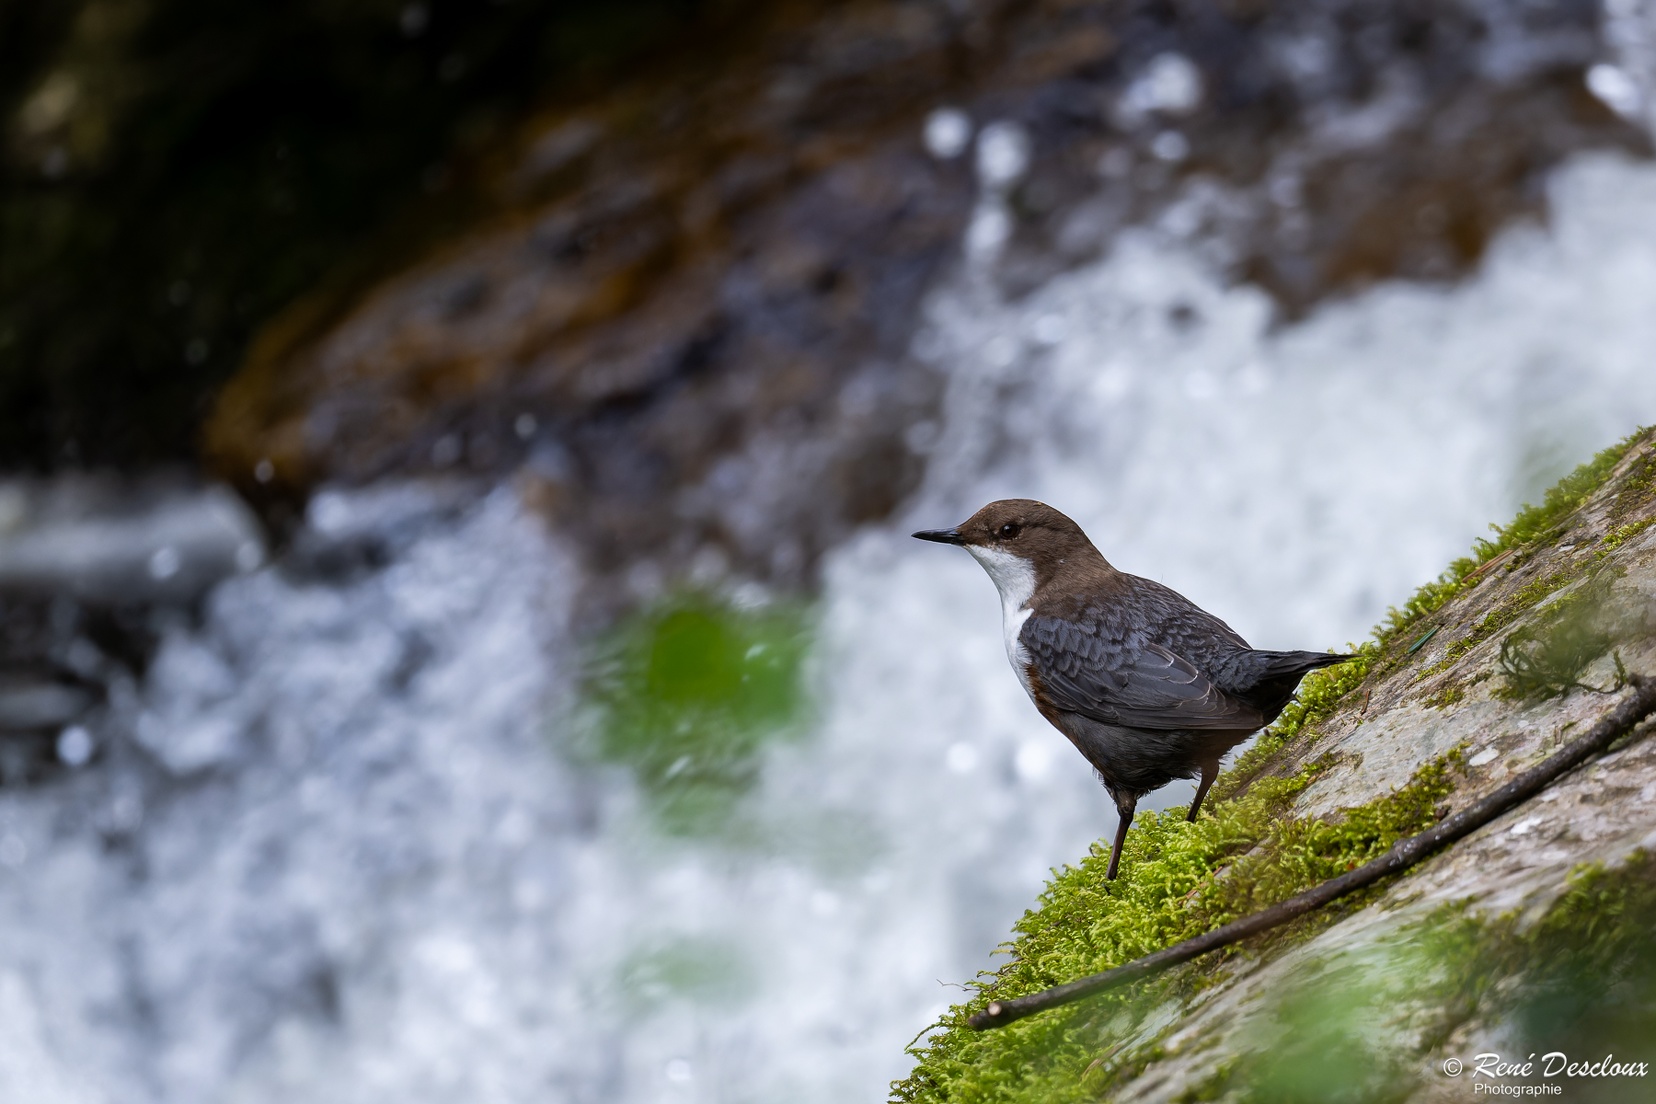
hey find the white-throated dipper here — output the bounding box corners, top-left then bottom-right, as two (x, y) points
(915, 499), (1350, 880)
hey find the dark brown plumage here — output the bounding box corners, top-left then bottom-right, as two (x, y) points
(915, 498), (1350, 879)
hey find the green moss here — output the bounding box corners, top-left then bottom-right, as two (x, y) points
(582, 591), (812, 833)
(1603, 516), (1655, 550)
(892, 754), (1463, 1104)
(1422, 682), (1465, 709)
(1419, 564), (1581, 678)
(1491, 433), (1645, 548)
(1178, 906), (1493, 1104)
(1412, 515), (1639, 704)
(1494, 572), (1625, 701)
(1200, 753), (1461, 928)
(1409, 569), (1574, 687)
(1372, 427), (1648, 656)
(1608, 446), (1656, 525)
(893, 431), (1656, 1103)
(1238, 430), (1651, 776)
(1513, 852), (1656, 1069)
(1178, 852), (1656, 1104)
(1211, 647), (1373, 803)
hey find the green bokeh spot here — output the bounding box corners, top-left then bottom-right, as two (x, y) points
(617, 936), (757, 1012)
(586, 592), (812, 833)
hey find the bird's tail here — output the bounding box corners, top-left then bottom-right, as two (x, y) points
(1240, 649), (1357, 724)
(1253, 649), (1355, 678)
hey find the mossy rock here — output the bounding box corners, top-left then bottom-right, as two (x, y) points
(894, 427), (1656, 1103)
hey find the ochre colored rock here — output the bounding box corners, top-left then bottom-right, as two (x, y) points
(208, 0), (1645, 597)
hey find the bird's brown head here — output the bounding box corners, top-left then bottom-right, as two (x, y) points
(913, 499), (1109, 597)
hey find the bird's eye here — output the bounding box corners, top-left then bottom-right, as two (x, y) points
(999, 522), (1022, 539)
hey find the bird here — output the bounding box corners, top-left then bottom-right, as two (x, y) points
(914, 498), (1350, 880)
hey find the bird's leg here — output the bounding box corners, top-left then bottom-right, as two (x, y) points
(1186, 760), (1219, 823)
(1105, 795), (1137, 881)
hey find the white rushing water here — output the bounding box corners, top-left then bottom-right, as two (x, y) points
(8, 152), (1656, 1104)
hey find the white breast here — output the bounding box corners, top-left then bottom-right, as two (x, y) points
(965, 545), (1037, 698)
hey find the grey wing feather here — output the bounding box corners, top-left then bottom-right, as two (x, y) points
(1020, 614), (1264, 732)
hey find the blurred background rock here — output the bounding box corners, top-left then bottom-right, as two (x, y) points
(8, 0), (1644, 602)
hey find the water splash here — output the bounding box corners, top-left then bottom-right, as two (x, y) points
(8, 133), (1656, 1104)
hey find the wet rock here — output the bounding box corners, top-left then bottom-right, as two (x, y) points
(0, 667), (101, 786)
(205, 0), (1644, 608)
(0, 474), (263, 786)
(1006, 431), (1656, 1101)
(0, 671), (96, 731)
(0, 475), (264, 606)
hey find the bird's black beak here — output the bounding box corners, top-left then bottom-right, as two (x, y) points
(912, 527), (965, 545)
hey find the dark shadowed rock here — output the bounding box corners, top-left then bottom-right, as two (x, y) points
(0, 476), (264, 605)
(205, 0), (1646, 606)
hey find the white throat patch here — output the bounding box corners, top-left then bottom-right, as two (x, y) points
(965, 545), (1037, 694)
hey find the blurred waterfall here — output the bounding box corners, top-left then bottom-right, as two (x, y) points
(10, 29), (1656, 1104)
